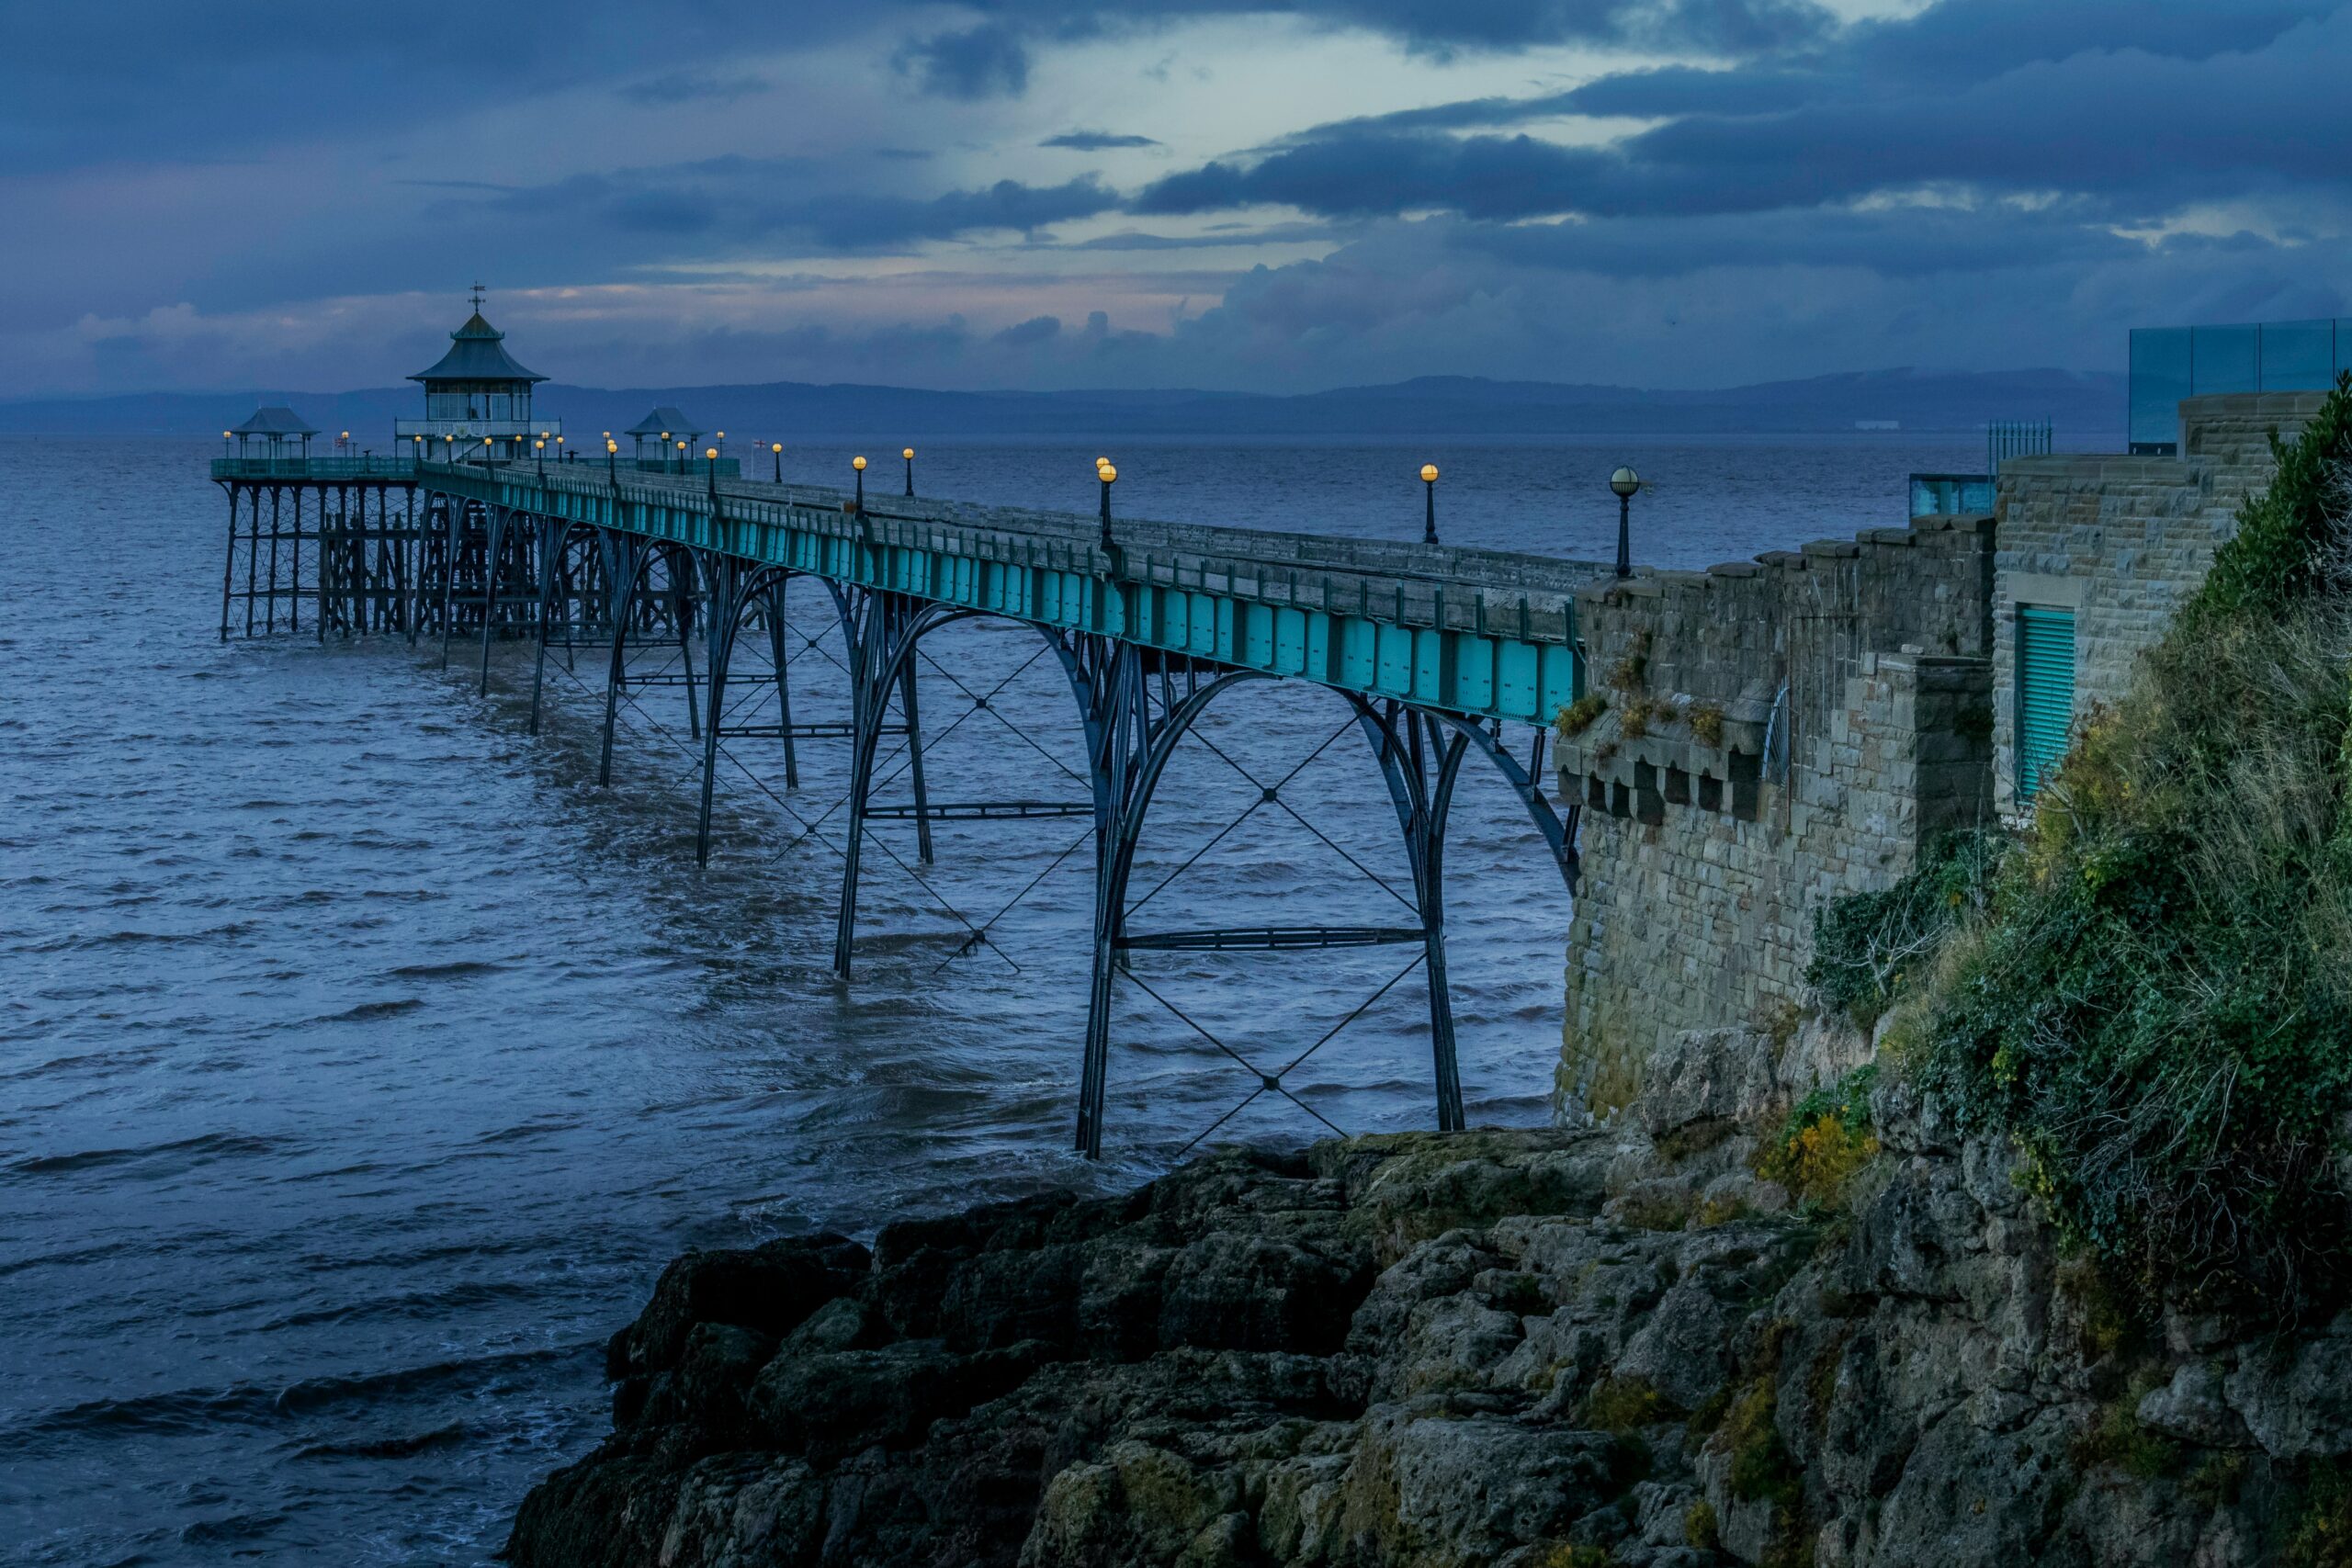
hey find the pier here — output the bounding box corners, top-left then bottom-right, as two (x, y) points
(208, 315), (1600, 1156)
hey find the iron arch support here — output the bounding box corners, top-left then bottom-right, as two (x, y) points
(528, 519), (611, 733)
(1073, 653), (1269, 1157)
(689, 558), (801, 864)
(831, 593), (968, 977)
(1347, 696), (1474, 1133)
(1423, 711), (1581, 893)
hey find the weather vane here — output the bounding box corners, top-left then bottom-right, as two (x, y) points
(469, 281), (485, 312)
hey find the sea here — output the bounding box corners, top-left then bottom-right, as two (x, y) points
(0, 430), (2018, 1564)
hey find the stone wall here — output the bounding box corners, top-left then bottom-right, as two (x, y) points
(1550, 389), (2325, 1112)
(1988, 389), (2324, 815)
(1552, 513), (1996, 1106)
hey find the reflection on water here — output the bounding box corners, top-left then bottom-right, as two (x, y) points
(0, 431), (1976, 1564)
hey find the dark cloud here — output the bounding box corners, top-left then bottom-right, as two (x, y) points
(0, 2), (819, 166)
(1043, 130), (1163, 150)
(618, 70), (772, 106)
(1142, 7), (2352, 225)
(994, 315), (1065, 344)
(436, 158), (1116, 253)
(795, 176), (1120, 245)
(1066, 221), (1342, 250)
(896, 23), (1032, 99)
(1458, 202), (2142, 280)
(1555, 67), (1820, 118)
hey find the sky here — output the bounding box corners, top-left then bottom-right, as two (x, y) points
(3, 0), (2346, 397)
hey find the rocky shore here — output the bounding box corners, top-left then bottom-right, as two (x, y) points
(507, 1025), (2352, 1566)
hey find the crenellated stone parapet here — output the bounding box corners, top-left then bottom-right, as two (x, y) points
(1553, 510), (1997, 1111)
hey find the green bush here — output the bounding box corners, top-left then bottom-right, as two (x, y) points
(1906, 375), (2352, 1318)
(1758, 1066), (1882, 1204)
(1805, 832), (1999, 1025)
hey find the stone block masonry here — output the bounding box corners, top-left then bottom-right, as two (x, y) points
(1991, 389), (2326, 815)
(1553, 513), (1996, 1107)
(1551, 389), (2324, 1113)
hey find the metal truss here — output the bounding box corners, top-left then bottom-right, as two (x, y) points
(331, 498), (1584, 1160)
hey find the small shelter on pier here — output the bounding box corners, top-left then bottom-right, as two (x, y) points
(229, 405), (318, 460)
(625, 406), (703, 470)
(395, 290), (559, 462)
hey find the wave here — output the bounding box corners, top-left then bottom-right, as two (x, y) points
(7, 1131), (288, 1180)
(290, 1421), (473, 1461)
(384, 960), (508, 980)
(0, 1343), (590, 1450)
(310, 998), (423, 1023)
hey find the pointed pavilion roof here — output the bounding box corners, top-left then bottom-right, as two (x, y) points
(409, 311), (548, 386)
(624, 405), (701, 438)
(232, 405), (319, 437)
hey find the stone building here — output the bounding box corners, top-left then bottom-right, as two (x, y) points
(1554, 386), (2328, 1110)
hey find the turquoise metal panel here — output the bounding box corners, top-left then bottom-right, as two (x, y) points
(2017, 604), (2075, 803)
(401, 465), (1589, 728)
(1453, 636), (1494, 715)
(1538, 646), (1576, 720)
(1340, 619), (1377, 688)
(1413, 630), (1442, 703)
(1274, 608), (1307, 675)
(1375, 625), (1413, 694)
(1243, 603), (1274, 669)
(1497, 642), (1539, 717)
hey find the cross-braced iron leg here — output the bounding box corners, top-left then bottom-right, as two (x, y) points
(478, 504), (506, 696)
(898, 659), (934, 863)
(529, 515), (571, 735)
(1067, 644), (1263, 1156)
(764, 579), (800, 789)
(597, 533), (649, 788)
(1353, 696), (1472, 1133)
(831, 589), (968, 978)
(694, 553), (748, 866)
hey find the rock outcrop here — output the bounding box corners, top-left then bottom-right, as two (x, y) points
(507, 1028), (2352, 1566)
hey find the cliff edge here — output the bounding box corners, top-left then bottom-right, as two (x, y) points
(505, 1021), (2352, 1566)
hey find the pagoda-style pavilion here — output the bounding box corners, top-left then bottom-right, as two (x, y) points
(395, 289), (559, 461)
(228, 405), (319, 460)
(624, 406), (702, 470)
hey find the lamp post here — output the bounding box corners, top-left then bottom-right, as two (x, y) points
(606, 438), (617, 479)
(902, 446), (915, 497)
(221, 430), (232, 459)
(1420, 463), (1440, 545)
(853, 454), (867, 513)
(483, 434), (494, 467)
(535, 438), (546, 475)
(1610, 465), (1641, 579)
(1098, 460), (1117, 554)
(675, 438), (688, 475)
(771, 442), (783, 483)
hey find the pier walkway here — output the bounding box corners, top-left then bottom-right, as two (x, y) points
(209, 453), (1599, 1153)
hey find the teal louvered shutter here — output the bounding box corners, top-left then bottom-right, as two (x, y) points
(2015, 605), (2076, 803)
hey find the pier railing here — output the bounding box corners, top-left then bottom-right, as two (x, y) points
(211, 457), (421, 480)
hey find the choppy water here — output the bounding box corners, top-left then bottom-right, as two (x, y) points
(0, 430), (1986, 1564)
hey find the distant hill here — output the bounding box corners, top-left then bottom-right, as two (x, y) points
(0, 367), (2124, 441)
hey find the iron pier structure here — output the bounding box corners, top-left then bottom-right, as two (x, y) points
(210, 452), (1600, 1155)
